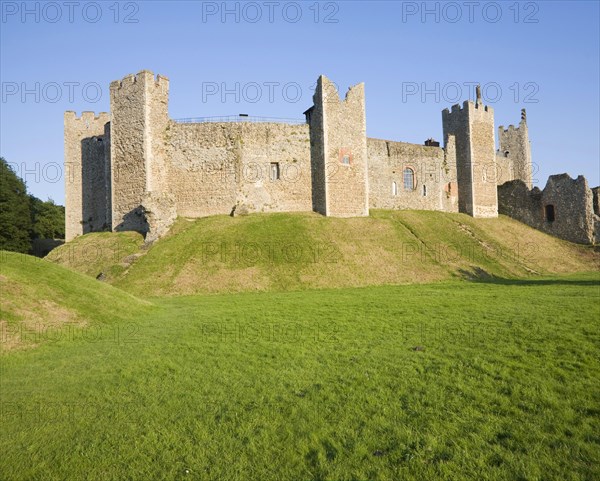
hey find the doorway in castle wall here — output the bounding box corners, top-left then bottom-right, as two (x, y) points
(545, 204), (555, 222)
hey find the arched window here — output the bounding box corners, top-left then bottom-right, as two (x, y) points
(403, 168), (415, 191)
(545, 205), (555, 222)
(392, 181), (398, 196)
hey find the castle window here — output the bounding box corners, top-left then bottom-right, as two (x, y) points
(504, 150), (510, 157)
(545, 204), (555, 222)
(339, 149), (352, 165)
(270, 162), (280, 181)
(392, 181), (398, 196)
(403, 168), (415, 191)
(422, 185), (427, 196)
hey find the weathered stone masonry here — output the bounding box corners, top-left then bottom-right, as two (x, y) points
(65, 70), (599, 245)
(442, 87), (497, 218)
(498, 175), (600, 244)
(64, 111), (111, 241)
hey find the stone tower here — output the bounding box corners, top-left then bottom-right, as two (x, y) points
(109, 70), (170, 233)
(498, 109), (533, 188)
(442, 87), (498, 218)
(307, 75), (369, 217)
(64, 111), (111, 241)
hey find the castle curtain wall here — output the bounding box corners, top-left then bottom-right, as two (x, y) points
(367, 139), (458, 212)
(67, 71), (600, 247)
(165, 122), (312, 217)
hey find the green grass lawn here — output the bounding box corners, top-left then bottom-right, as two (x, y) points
(1, 265), (599, 480)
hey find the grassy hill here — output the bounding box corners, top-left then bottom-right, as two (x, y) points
(2, 214), (599, 480)
(47, 210), (599, 297)
(0, 250), (151, 351)
(44, 230), (144, 282)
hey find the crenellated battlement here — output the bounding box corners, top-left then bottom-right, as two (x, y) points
(442, 103), (461, 116)
(443, 100), (493, 117)
(109, 70), (169, 92)
(499, 108), (527, 133)
(64, 111), (110, 123)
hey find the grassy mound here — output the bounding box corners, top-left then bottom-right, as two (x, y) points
(46, 231), (144, 282)
(0, 251), (151, 351)
(50, 210), (599, 297)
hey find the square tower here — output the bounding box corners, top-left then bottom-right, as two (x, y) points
(64, 111), (111, 241)
(109, 70), (170, 233)
(498, 109), (533, 188)
(442, 88), (498, 218)
(307, 75), (369, 217)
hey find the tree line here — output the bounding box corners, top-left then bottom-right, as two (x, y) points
(0, 157), (65, 254)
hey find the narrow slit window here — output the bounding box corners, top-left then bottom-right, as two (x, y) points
(270, 162), (280, 181)
(392, 181), (398, 196)
(422, 185), (427, 196)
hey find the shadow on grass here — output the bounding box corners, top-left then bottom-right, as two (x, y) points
(458, 267), (600, 287)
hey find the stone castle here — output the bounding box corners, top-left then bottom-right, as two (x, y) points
(64, 70), (600, 244)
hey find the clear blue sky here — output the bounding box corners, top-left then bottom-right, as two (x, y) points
(1, 0), (599, 205)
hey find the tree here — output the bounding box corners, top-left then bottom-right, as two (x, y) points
(0, 157), (32, 253)
(30, 196), (65, 240)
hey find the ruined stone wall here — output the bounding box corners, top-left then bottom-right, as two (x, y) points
(497, 110), (532, 188)
(367, 139), (458, 212)
(109, 71), (169, 234)
(140, 192), (177, 243)
(165, 121), (312, 217)
(542, 175), (596, 244)
(64, 111), (111, 241)
(593, 187), (600, 244)
(498, 174), (596, 244)
(442, 99), (497, 218)
(497, 179), (542, 227)
(309, 76), (369, 217)
(592, 187), (599, 216)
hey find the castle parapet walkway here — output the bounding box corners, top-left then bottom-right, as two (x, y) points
(174, 115), (306, 125)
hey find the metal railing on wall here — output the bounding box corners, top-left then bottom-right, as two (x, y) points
(174, 114), (306, 125)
